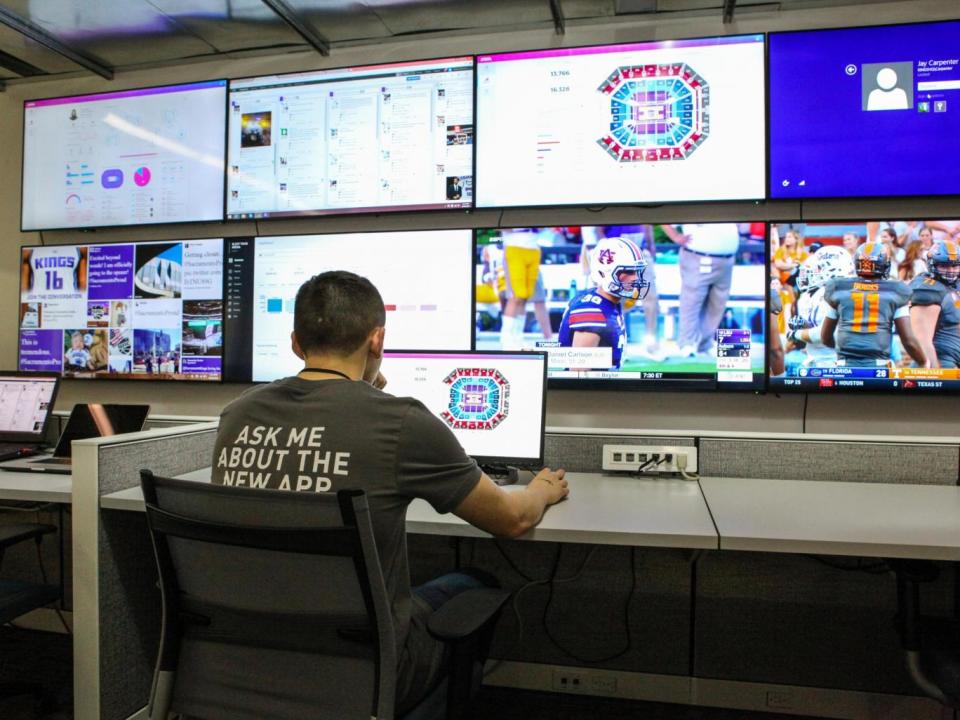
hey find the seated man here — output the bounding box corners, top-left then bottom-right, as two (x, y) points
(211, 270), (568, 714)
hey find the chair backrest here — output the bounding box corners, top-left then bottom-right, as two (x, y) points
(140, 470), (398, 720)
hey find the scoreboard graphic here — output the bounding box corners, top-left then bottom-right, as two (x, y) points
(441, 367), (510, 430)
(596, 63), (710, 163)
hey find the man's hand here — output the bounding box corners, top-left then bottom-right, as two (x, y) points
(371, 372), (387, 390)
(528, 467), (568, 505)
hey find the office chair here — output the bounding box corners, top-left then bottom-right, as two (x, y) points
(0, 522), (61, 714)
(140, 470), (509, 720)
(889, 559), (960, 708)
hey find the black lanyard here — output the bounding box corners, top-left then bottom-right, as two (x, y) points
(300, 367), (353, 381)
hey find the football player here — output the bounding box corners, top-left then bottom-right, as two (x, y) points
(787, 246), (854, 368)
(821, 243), (927, 368)
(557, 237), (649, 370)
(909, 240), (960, 369)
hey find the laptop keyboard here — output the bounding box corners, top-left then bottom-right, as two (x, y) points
(32, 457), (71, 466)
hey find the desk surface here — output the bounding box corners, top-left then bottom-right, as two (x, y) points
(0, 469), (72, 503)
(101, 471), (720, 550)
(700, 476), (960, 561)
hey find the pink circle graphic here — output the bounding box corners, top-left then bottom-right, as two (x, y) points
(134, 166), (151, 187)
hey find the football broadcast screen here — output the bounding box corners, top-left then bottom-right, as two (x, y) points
(18, 239), (225, 381)
(769, 220), (960, 391)
(380, 351), (547, 466)
(22, 81), (227, 231)
(475, 34), (765, 207)
(769, 21), (960, 199)
(227, 58), (474, 219)
(223, 231), (474, 383)
(475, 224), (766, 390)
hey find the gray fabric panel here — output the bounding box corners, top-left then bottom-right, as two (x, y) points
(545, 433), (695, 473)
(98, 429), (217, 720)
(700, 438), (959, 485)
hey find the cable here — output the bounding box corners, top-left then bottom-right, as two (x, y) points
(497, 209), (505, 228)
(802, 393), (810, 433)
(493, 540), (536, 582)
(542, 546), (637, 664)
(585, 206), (607, 213)
(38, 231), (46, 246)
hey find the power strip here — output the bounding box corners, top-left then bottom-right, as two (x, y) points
(601, 444), (698, 474)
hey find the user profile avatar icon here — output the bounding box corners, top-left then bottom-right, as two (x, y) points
(861, 61), (914, 111)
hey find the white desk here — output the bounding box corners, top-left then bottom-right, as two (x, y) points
(0, 469), (72, 504)
(101, 471), (720, 550)
(700, 476), (960, 561)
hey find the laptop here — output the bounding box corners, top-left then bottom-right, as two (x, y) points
(0, 372), (60, 461)
(1, 403), (150, 474)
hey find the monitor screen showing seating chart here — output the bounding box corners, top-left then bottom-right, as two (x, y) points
(18, 239), (224, 382)
(769, 21), (960, 199)
(769, 219), (960, 392)
(380, 351), (547, 466)
(22, 81), (227, 230)
(227, 57), (474, 219)
(475, 34), (765, 207)
(474, 224), (766, 391)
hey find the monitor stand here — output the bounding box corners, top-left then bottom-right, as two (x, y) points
(480, 464), (535, 486)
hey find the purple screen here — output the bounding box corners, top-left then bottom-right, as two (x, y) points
(770, 21), (960, 199)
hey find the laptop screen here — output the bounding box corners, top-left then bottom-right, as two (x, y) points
(0, 373), (59, 443)
(53, 403), (150, 458)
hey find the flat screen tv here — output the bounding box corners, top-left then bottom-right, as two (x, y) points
(22, 80), (227, 230)
(475, 34), (766, 208)
(227, 57), (474, 219)
(769, 20), (960, 199)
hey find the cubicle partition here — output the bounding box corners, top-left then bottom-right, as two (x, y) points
(72, 421), (219, 720)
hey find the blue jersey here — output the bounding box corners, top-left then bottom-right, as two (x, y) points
(558, 289), (626, 368)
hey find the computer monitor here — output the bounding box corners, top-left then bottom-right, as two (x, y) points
(769, 20), (960, 199)
(222, 231), (474, 382)
(52, 403), (150, 458)
(0, 373), (59, 443)
(18, 238), (225, 382)
(226, 57), (474, 219)
(769, 219), (960, 392)
(22, 80), (227, 231)
(474, 224), (766, 390)
(380, 351), (547, 468)
(475, 34), (766, 208)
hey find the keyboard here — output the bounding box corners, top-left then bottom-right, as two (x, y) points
(31, 457), (71, 466)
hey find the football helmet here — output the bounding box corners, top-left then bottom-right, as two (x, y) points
(854, 242), (892, 280)
(589, 237), (650, 300)
(797, 246), (855, 293)
(928, 240), (960, 287)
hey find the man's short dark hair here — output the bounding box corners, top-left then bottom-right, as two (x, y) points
(293, 271), (386, 356)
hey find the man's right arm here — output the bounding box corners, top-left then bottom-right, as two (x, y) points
(453, 468), (568, 539)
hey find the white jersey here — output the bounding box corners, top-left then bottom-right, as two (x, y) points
(796, 287), (836, 365)
(24, 246), (82, 300)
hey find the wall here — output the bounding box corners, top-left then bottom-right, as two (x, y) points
(1, 0), (959, 436)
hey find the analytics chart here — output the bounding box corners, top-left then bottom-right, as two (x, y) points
(227, 58), (474, 219)
(22, 81), (227, 230)
(475, 35), (765, 207)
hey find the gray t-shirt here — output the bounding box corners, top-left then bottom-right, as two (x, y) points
(211, 376), (482, 705)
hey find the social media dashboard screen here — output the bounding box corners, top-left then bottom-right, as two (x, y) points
(474, 225), (766, 391)
(475, 35), (765, 207)
(770, 21), (960, 198)
(380, 351), (547, 466)
(22, 81), (227, 230)
(18, 239), (225, 382)
(222, 231), (474, 383)
(227, 58), (474, 219)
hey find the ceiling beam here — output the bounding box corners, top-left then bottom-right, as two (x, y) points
(260, 0), (331, 57)
(549, 0), (566, 35)
(0, 6), (113, 80)
(0, 48), (45, 77)
(722, 0), (737, 23)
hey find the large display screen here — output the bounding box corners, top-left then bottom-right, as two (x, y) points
(475, 35), (765, 207)
(380, 351), (547, 467)
(475, 224), (766, 390)
(22, 80), (227, 230)
(223, 231), (474, 382)
(18, 239), (225, 381)
(770, 219), (960, 391)
(770, 21), (960, 199)
(227, 58), (474, 219)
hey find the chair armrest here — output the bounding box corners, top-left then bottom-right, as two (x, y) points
(0, 524), (56, 551)
(427, 588), (510, 642)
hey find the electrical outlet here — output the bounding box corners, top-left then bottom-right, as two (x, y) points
(766, 690), (794, 709)
(602, 444), (697, 474)
(551, 669), (618, 696)
(552, 669), (586, 693)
